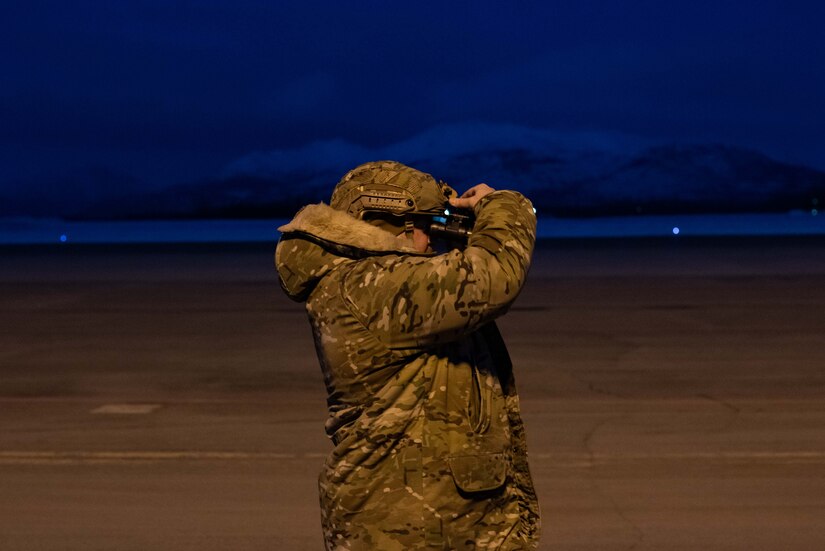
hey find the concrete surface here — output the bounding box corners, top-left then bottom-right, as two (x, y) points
(1, 237), (824, 550)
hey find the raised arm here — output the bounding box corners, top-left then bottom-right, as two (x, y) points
(340, 189), (537, 349)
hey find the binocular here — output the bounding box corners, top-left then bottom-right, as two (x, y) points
(428, 208), (474, 240)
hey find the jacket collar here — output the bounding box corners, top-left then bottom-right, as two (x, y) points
(276, 203), (432, 302)
(278, 203), (427, 256)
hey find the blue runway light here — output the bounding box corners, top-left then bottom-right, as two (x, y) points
(59, 234), (68, 243)
(672, 227), (680, 235)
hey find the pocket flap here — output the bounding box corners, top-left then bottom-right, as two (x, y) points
(448, 453), (507, 493)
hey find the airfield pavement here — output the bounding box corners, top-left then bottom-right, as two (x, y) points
(1, 236), (824, 550)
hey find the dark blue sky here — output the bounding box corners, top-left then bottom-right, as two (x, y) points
(2, 0), (824, 195)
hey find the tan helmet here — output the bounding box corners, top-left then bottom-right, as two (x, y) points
(330, 161), (456, 234)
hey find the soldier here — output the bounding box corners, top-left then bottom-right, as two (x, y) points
(275, 161), (540, 550)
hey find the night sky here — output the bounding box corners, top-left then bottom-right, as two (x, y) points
(2, 0), (824, 200)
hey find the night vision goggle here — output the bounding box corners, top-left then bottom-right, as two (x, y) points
(428, 207), (474, 240)
(354, 188), (476, 242)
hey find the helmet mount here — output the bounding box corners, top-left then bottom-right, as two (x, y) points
(331, 161), (455, 236)
(330, 160), (473, 242)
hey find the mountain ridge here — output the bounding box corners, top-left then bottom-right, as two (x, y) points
(2, 124), (821, 219)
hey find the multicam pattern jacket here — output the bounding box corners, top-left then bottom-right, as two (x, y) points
(276, 191), (540, 550)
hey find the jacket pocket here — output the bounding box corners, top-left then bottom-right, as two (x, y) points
(467, 366), (493, 434)
(448, 453), (507, 493)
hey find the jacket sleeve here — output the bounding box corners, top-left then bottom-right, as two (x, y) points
(340, 190), (537, 349)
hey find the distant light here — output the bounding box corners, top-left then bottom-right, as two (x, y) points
(59, 234), (68, 243)
(813, 209), (819, 216)
(672, 227), (680, 235)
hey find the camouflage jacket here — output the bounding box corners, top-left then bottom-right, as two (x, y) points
(276, 191), (540, 550)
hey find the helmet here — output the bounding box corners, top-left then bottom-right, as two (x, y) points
(330, 161), (456, 235)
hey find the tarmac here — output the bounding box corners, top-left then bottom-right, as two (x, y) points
(1, 236), (824, 550)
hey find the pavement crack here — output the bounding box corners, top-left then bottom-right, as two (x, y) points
(555, 365), (630, 399)
(590, 475), (645, 550)
(587, 380), (628, 399)
(582, 414), (644, 549)
(697, 393), (741, 414)
(582, 415), (618, 463)
(610, 492), (645, 550)
(697, 393), (742, 432)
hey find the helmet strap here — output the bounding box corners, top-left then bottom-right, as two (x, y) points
(404, 217), (415, 236)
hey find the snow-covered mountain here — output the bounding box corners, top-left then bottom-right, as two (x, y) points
(2, 124), (822, 219)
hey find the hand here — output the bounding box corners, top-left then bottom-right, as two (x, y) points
(448, 184), (496, 210)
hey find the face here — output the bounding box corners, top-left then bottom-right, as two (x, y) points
(411, 227), (430, 253)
